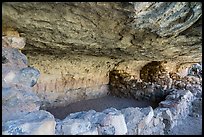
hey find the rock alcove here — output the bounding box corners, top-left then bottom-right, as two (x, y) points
(2, 2), (202, 135)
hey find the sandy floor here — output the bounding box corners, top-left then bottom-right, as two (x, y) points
(45, 95), (159, 120)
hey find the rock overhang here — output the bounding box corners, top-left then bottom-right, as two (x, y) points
(2, 2), (202, 62)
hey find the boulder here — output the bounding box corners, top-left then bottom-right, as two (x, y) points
(2, 86), (41, 122)
(98, 113), (127, 135)
(121, 106), (154, 135)
(2, 110), (56, 135)
(56, 119), (93, 135)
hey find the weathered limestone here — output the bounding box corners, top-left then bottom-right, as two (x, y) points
(131, 2), (202, 37)
(4, 36), (26, 49)
(2, 86), (41, 122)
(56, 119), (93, 135)
(55, 108), (127, 135)
(156, 89), (195, 133)
(53, 83), (200, 135)
(1, 2), (202, 135)
(2, 36), (56, 135)
(98, 108), (127, 135)
(121, 106), (154, 135)
(2, 110), (56, 135)
(2, 2), (201, 108)
(2, 36), (41, 122)
(2, 2), (202, 62)
(25, 53), (117, 107)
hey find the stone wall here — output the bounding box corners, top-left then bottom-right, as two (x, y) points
(54, 87), (199, 135)
(2, 2), (202, 135)
(2, 36), (56, 135)
(2, 35), (202, 135)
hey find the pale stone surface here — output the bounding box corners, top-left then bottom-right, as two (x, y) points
(98, 113), (127, 135)
(58, 108), (127, 135)
(2, 110), (56, 135)
(1, 3), (202, 135)
(121, 106), (154, 135)
(3, 67), (40, 87)
(5, 36), (26, 49)
(60, 119), (92, 135)
(131, 2), (202, 37)
(13, 67), (40, 87)
(77, 127), (98, 135)
(2, 86), (41, 122)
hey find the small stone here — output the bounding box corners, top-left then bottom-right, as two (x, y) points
(4, 71), (16, 84)
(165, 94), (176, 100)
(159, 100), (179, 108)
(98, 126), (115, 135)
(14, 67), (40, 87)
(153, 118), (160, 126)
(6, 36), (26, 49)
(2, 86), (41, 122)
(121, 107), (154, 135)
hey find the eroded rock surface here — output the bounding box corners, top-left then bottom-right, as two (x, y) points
(131, 2), (202, 37)
(2, 2), (202, 61)
(2, 2), (202, 135)
(2, 36), (56, 135)
(2, 2), (202, 107)
(2, 110), (56, 135)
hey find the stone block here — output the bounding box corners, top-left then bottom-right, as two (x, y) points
(14, 67), (40, 87)
(60, 119), (92, 135)
(2, 110), (56, 135)
(98, 113), (127, 135)
(5, 36), (26, 49)
(121, 106), (154, 135)
(2, 47), (28, 69)
(77, 127), (98, 135)
(2, 87), (41, 122)
(159, 100), (179, 108)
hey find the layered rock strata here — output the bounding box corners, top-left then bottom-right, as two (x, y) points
(2, 2), (202, 62)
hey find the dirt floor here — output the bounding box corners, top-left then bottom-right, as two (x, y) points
(45, 95), (159, 120)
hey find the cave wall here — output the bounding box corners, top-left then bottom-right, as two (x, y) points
(2, 2), (202, 106)
(2, 2), (202, 62)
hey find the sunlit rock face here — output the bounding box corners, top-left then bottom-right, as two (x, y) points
(2, 2), (202, 107)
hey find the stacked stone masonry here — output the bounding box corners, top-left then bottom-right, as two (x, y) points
(2, 36), (202, 135)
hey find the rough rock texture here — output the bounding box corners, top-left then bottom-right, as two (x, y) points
(131, 2), (202, 37)
(2, 36), (56, 135)
(2, 2), (202, 106)
(55, 108), (127, 135)
(2, 110), (56, 135)
(28, 53), (116, 107)
(109, 60), (202, 102)
(2, 34), (202, 135)
(2, 2), (202, 134)
(2, 2), (202, 62)
(2, 36), (41, 122)
(121, 106), (155, 135)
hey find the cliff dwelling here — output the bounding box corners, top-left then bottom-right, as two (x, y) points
(2, 2), (202, 135)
